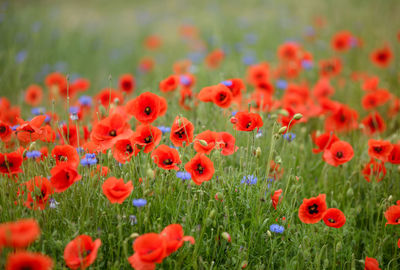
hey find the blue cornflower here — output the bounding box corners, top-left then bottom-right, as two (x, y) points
(69, 106), (79, 114)
(176, 171), (191, 180)
(80, 153), (97, 166)
(283, 132), (296, 142)
(79, 95), (92, 107)
(301, 60), (313, 70)
(242, 54), (256, 65)
(31, 107), (45, 116)
(26, 150), (41, 159)
(245, 33), (258, 44)
(129, 215), (138, 225)
(11, 125), (19, 131)
(221, 80), (233, 87)
(132, 199), (147, 207)
(49, 198), (59, 209)
(270, 224), (284, 234)
(44, 114), (51, 123)
(15, 50), (27, 63)
(256, 130), (263, 138)
(276, 79), (288, 90)
(157, 126), (171, 134)
(180, 75), (191, 86)
(231, 111), (237, 117)
(241, 175), (258, 185)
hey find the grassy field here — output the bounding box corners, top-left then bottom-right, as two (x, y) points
(1, 0), (400, 269)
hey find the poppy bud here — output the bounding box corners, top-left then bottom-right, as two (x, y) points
(335, 241), (342, 252)
(267, 230), (272, 237)
(208, 209), (216, 219)
(113, 98), (120, 105)
(278, 126), (287, 134)
(255, 147), (261, 158)
(130, 233), (139, 239)
(323, 259), (329, 269)
(388, 195), (392, 202)
(293, 113), (303, 120)
(215, 192), (223, 201)
(146, 168), (155, 179)
(29, 142), (37, 151)
(241, 261), (248, 269)
(221, 232), (231, 242)
(198, 139), (208, 147)
(230, 117), (237, 124)
(277, 109), (289, 116)
(99, 105), (107, 117)
(346, 187), (354, 198)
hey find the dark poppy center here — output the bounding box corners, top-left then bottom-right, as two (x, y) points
(219, 93), (226, 101)
(65, 172), (70, 180)
(0, 126), (6, 133)
(126, 144), (133, 154)
(20, 265), (33, 270)
(122, 81), (132, 90)
(377, 53), (387, 62)
(144, 107), (151, 115)
(328, 218), (336, 223)
(163, 159), (173, 165)
(175, 129), (186, 139)
(109, 130), (117, 137)
(324, 64), (334, 72)
(246, 122), (252, 128)
(336, 151), (343, 158)
(308, 203), (319, 214)
(373, 146), (382, 153)
(197, 164), (204, 174)
(339, 114), (346, 123)
(144, 136), (152, 143)
(396, 218), (400, 223)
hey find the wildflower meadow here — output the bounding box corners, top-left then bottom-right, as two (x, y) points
(1, 0), (400, 269)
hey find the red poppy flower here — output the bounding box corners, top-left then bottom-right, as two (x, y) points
(205, 49), (225, 69)
(223, 78), (246, 99)
(0, 151), (23, 176)
(51, 145), (80, 168)
(160, 224), (195, 256)
(311, 132), (339, 154)
(271, 189), (283, 210)
(119, 74), (135, 94)
(0, 219), (40, 248)
(361, 112), (386, 135)
(58, 123), (80, 147)
(367, 139), (393, 162)
(131, 125), (162, 154)
(128, 233), (167, 270)
(70, 78), (90, 93)
(362, 76), (379, 91)
(277, 42), (300, 61)
(247, 62), (269, 86)
(102, 177), (133, 204)
(322, 140), (354, 167)
(39, 125), (56, 143)
(126, 92), (166, 124)
(25, 84), (43, 106)
(45, 72), (68, 98)
(212, 84), (233, 108)
(50, 163), (81, 193)
(144, 35), (162, 50)
(365, 257), (381, 270)
(151, 145), (181, 170)
(398, 238), (400, 249)
(232, 111), (263, 132)
(94, 88), (124, 108)
(361, 89), (391, 110)
(370, 45), (393, 68)
(184, 153), (214, 185)
(384, 204), (400, 225)
(193, 130), (218, 155)
(216, 132), (238, 156)
(16, 115), (47, 143)
(298, 194), (327, 224)
(0, 121), (12, 142)
(312, 78), (334, 99)
(23, 176), (54, 210)
(5, 251), (53, 270)
(170, 116), (194, 147)
(324, 104), (358, 133)
(64, 235), (101, 269)
(138, 57), (155, 73)
(91, 113), (133, 151)
(322, 208), (346, 228)
(159, 75), (179, 93)
(112, 138), (140, 164)
(331, 30), (352, 52)
(319, 58), (342, 78)
(388, 143), (400, 164)
(362, 158), (386, 183)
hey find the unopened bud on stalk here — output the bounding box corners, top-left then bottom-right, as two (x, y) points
(221, 232), (231, 242)
(208, 209), (216, 219)
(346, 187), (354, 198)
(130, 233), (139, 239)
(278, 126), (287, 134)
(267, 230), (272, 237)
(198, 139), (208, 147)
(293, 113), (303, 120)
(388, 195), (392, 202)
(99, 105), (107, 117)
(230, 117), (237, 124)
(29, 142), (37, 150)
(241, 261), (248, 269)
(113, 98), (120, 105)
(146, 168), (155, 179)
(255, 147), (261, 158)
